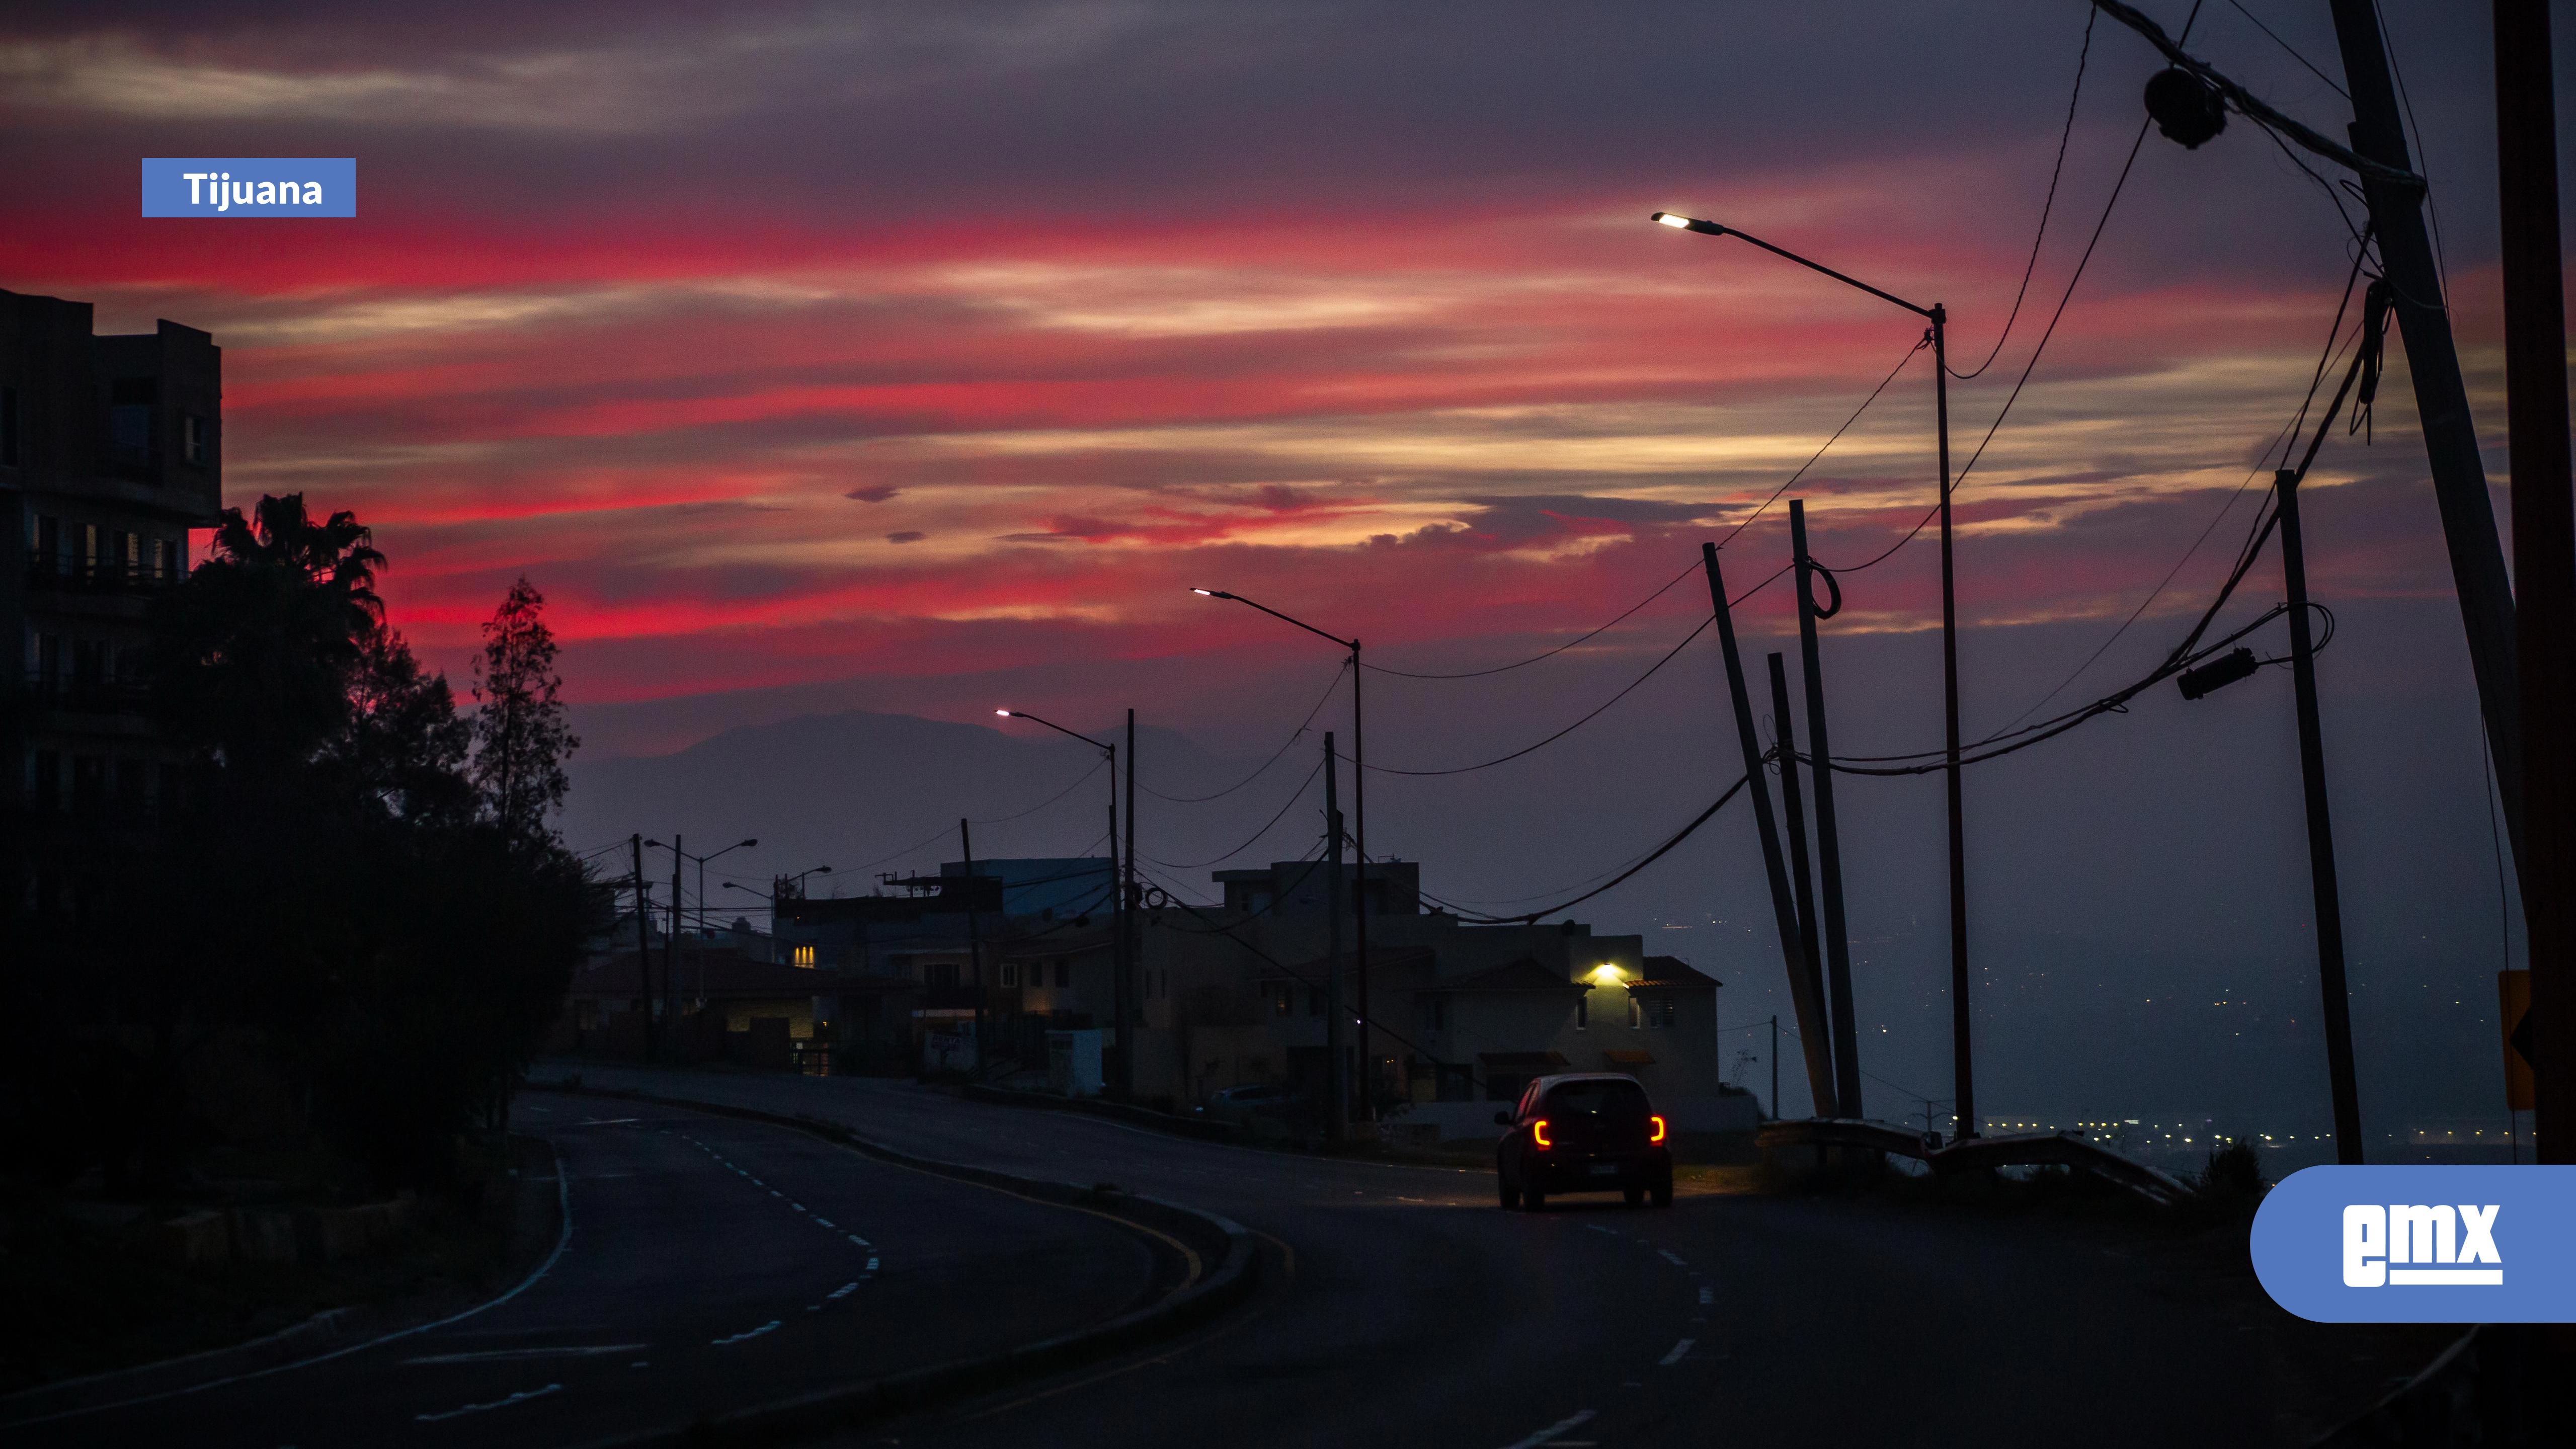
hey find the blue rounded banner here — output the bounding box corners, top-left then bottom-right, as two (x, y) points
(2250, 1165), (2576, 1322)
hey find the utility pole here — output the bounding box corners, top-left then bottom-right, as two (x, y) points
(667, 832), (683, 1045)
(2492, 0), (2576, 1164)
(1933, 301), (1976, 1143)
(631, 834), (654, 1062)
(1703, 541), (1836, 1116)
(2276, 469), (2362, 1163)
(1770, 1015), (1780, 1122)
(2326, 0), (2525, 864)
(961, 818), (985, 1076)
(1110, 754), (1127, 1093)
(1351, 648), (1372, 1123)
(1126, 708), (1141, 1092)
(1790, 501), (1863, 1118)
(1322, 733), (1349, 1142)
(1765, 653), (1826, 1031)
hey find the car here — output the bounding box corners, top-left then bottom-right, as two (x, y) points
(1196, 1082), (1302, 1124)
(1494, 1073), (1672, 1211)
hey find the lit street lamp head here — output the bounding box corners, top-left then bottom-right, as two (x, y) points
(995, 708), (1014, 716)
(1190, 587), (1233, 599)
(1651, 211), (1725, 236)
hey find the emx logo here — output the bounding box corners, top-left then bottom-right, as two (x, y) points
(2342, 1203), (2501, 1286)
(2253, 1166), (2573, 1322)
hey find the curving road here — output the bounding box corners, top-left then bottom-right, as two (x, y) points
(1, 1092), (1170, 1448)
(551, 1068), (2323, 1448)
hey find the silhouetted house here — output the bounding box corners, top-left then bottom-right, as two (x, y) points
(4, 289), (222, 891)
(1126, 858), (1744, 1138)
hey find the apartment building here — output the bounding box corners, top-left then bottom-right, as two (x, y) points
(2, 289), (222, 833)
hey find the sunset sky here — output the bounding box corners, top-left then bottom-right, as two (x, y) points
(5, 3), (2559, 1119)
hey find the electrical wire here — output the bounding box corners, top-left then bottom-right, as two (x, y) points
(974, 756), (1108, 825)
(1418, 774), (1748, 925)
(1822, 2), (2210, 578)
(1350, 563), (1786, 778)
(1147, 755), (1326, 870)
(1720, 337), (1929, 547)
(1949, 5), (2096, 381)
(1140, 660), (1344, 803)
(2226, 0), (2347, 98)
(1984, 247), (2370, 736)
(1361, 562), (1698, 681)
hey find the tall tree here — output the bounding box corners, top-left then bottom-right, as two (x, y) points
(471, 577), (579, 845)
(151, 494), (384, 778)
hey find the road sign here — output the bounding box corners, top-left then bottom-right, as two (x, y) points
(2500, 970), (2533, 1111)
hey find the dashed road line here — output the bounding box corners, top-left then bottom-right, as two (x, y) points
(1660, 1337), (1695, 1366)
(711, 1321), (781, 1347)
(1499, 1409), (1595, 1449)
(1658, 1249), (1687, 1267)
(415, 1383), (563, 1422)
(1697, 1286), (1714, 1306)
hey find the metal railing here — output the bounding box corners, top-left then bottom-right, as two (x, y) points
(1755, 1118), (2192, 1207)
(24, 558), (183, 593)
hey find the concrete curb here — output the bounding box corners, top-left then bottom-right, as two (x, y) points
(960, 1081), (1249, 1143)
(545, 1082), (1260, 1448)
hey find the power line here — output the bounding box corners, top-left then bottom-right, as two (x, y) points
(1721, 336), (1929, 547)
(1140, 660), (1344, 803)
(1361, 562), (1697, 681)
(1351, 563), (1787, 778)
(1418, 774), (1749, 925)
(1983, 248), (2370, 736)
(1950, 5), (2097, 380)
(1147, 755), (1325, 870)
(2226, 0), (2347, 99)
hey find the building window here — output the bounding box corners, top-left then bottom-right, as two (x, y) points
(1055, 957), (1070, 988)
(183, 413), (210, 466)
(1575, 995), (1588, 1030)
(157, 538), (183, 583)
(1644, 998), (1677, 1030)
(1627, 996), (1644, 1029)
(1272, 983), (1293, 1017)
(1308, 987), (1324, 1017)
(791, 943), (816, 968)
(31, 751), (62, 812)
(1000, 962), (1019, 988)
(1415, 996), (1446, 1032)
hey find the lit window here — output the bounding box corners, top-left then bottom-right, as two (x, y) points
(791, 943), (816, 968)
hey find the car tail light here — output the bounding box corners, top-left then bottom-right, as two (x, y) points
(1532, 1119), (1552, 1149)
(1650, 1114), (1667, 1144)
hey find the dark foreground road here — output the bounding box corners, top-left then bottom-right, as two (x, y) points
(548, 1067), (2330, 1448)
(0, 1091), (1164, 1448)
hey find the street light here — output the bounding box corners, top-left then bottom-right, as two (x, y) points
(1651, 209), (1976, 1140)
(650, 836), (757, 1006)
(1192, 587), (1374, 1125)
(996, 707), (1131, 1089)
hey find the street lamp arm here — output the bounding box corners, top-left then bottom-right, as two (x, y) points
(1192, 588), (1356, 650)
(1653, 213), (1931, 319)
(2086, 0), (2422, 192)
(997, 708), (1114, 757)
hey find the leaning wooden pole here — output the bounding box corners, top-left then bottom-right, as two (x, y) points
(1703, 542), (1837, 1116)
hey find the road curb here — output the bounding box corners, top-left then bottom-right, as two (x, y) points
(544, 1081), (1259, 1448)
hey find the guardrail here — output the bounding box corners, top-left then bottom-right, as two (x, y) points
(1756, 1118), (2192, 1207)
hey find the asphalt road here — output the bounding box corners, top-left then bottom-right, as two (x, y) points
(3, 1091), (1165, 1448)
(549, 1067), (2319, 1448)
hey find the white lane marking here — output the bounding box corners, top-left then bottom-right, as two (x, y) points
(1659, 1338), (1695, 1366)
(865, 1257), (880, 1271)
(1697, 1286), (1713, 1305)
(769, 1190), (783, 1198)
(404, 1344), (646, 1365)
(710, 1321), (781, 1347)
(1499, 1410), (1595, 1449)
(1658, 1250), (1687, 1266)
(1583, 1225), (1619, 1236)
(813, 1217), (835, 1228)
(577, 1117), (639, 1126)
(828, 1281), (859, 1300)
(789, 1203), (806, 1213)
(847, 1235), (870, 1247)
(0, 1141), (579, 1430)
(415, 1383), (562, 1422)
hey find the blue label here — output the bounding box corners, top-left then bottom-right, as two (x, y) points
(2250, 1165), (2576, 1322)
(142, 158), (355, 218)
